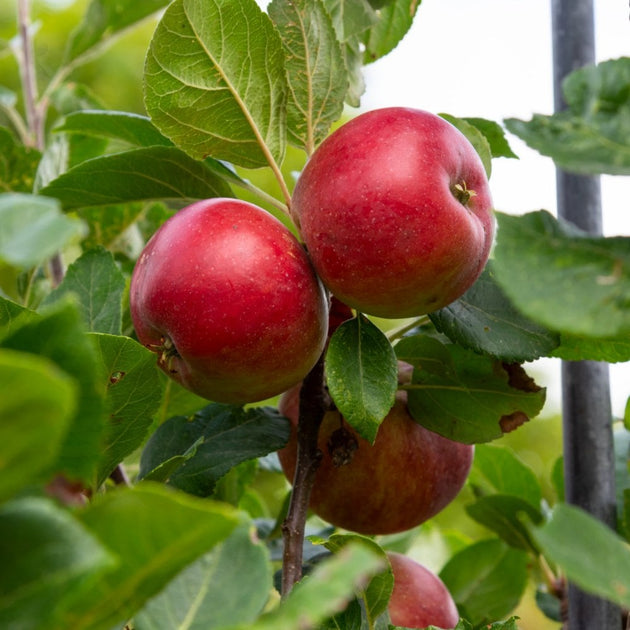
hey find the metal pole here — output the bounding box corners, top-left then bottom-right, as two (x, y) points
(551, 1), (620, 628)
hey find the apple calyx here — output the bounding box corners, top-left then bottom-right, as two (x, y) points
(451, 180), (477, 206)
(327, 423), (359, 467)
(149, 336), (181, 374)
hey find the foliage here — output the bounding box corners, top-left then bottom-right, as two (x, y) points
(0, 0), (629, 629)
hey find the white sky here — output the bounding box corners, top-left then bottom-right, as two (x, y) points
(361, 0), (630, 418)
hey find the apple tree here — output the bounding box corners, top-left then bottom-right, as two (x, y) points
(0, 0), (629, 629)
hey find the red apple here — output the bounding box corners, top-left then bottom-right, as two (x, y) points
(387, 552), (459, 629)
(130, 198), (328, 405)
(277, 369), (473, 535)
(292, 107), (494, 318)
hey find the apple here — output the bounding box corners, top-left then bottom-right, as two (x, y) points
(130, 198), (328, 405)
(292, 107), (494, 318)
(277, 366), (473, 535)
(386, 552), (459, 629)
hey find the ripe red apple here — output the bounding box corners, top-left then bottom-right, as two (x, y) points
(277, 368), (473, 535)
(130, 198), (328, 405)
(292, 107), (494, 318)
(386, 552), (459, 629)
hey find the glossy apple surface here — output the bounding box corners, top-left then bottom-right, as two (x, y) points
(292, 107), (494, 318)
(130, 198), (328, 404)
(387, 552), (459, 629)
(277, 373), (473, 535)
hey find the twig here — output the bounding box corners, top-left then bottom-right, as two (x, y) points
(281, 350), (329, 596)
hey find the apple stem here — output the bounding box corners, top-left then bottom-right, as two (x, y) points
(451, 180), (477, 206)
(280, 349), (329, 597)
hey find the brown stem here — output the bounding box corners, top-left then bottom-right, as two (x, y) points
(109, 464), (131, 486)
(281, 350), (329, 597)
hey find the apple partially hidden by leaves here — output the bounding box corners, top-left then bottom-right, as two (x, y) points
(277, 374), (473, 535)
(130, 198), (328, 405)
(387, 551), (459, 629)
(292, 107), (495, 318)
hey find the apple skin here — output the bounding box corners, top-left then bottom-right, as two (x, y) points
(277, 373), (473, 535)
(386, 552), (459, 629)
(292, 107), (494, 318)
(129, 198), (328, 405)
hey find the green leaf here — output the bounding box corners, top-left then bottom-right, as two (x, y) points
(533, 503), (630, 608)
(134, 523), (271, 629)
(268, 0), (348, 152)
(549, 332), (630, 363)
(430, 262), (560, 363)
(440, 538), (528, 627)
(470, 444), (543, 509)
(54, 110), (173, 148)
(325, 315), (398, 443)
(139, 403), (290, 496)
(1, 300), (106, 482)
(0, 193), (87, 268)
(493, 210), (630, 339)
(0, 126), (41, 193)
(72, 483), (242, 630)
(39, 147), (234, 210)
(440, 113), (493, 177)
(614, 424), (630, 538)
(362, 0), (421, 65)
(0, 296), (37, 340)
(0, 497), (116, 629)
(465, 494), (544, 552)
(0, 349), (76, 501)
(43, 247), (126, 335)
(460, 117), (518, 159)
(505, 57), (630, 175)
(78, 202), (145, 251)
(396, 335), (546, 443)
(91, 334), (164, 486)
(64, 0), (171, 63)
(144, 0), (287, 169)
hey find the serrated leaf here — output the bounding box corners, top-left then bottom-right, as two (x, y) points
(0, 497), (116, 629)
(43, 247), (126, 335)
(440, 113), (493, 177)
(0, 126), (41, 192)
(549, 332), (630, 363)
(78, 203), (145, 250)
(65, 0), (170, 63)
(92, 334), (164, 485)
(396, 335), (546, 443)
(493, 210), (630, 339)
(505, 57), (630, 175)
(470, 444), (542, 509)
(0, 193), (87, 268)
(39, 147), (234, 210)
(54, 110), (173, 147)
(533, 503), (630, 608)
(268, 0), (348, 152)
(325, 315), (398, 443)
(439, 539), (528, 627)
(139, 403), (290, 496)
(430, 262), (560, 362)
(0, 349), (76, 501)
(144, 0), (287, 169)
(465, 494), (544, 552)
(72, 483), (241, 630)
(134, 523), (271, 630)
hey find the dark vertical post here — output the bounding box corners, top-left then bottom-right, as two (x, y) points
(551, 1), (620, 628)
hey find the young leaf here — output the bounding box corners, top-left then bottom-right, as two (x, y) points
(0, 126), (41, 192)
(268, 0), (348, 152)
(439, 538), (529, 626)
(493, 210), (630, 339)
(325, 315), (398, 444)
(396, 335), (546, 443)
(91, 334), (164, 486)
(133, 523), (271, 630)
(139, 404), (290, 496)
(430, 261), (560, 363)
(78, 202), (145, 251)
(440, 114), (493, 177)
(532, 503), (630, 608)
(144, 0), (287, 169)
(0, 497), (116, 629)
(0, 193), (87, 269)
(505, 57), (630, 175)
(460, 117), (519, 159)
(72, 483), (242, 630)
(0, 349), (76, 502)
(39, 147), (234, 210)
(43, 247), (126, 335)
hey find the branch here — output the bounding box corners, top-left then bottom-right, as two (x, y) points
(281, 350), (329, 596)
